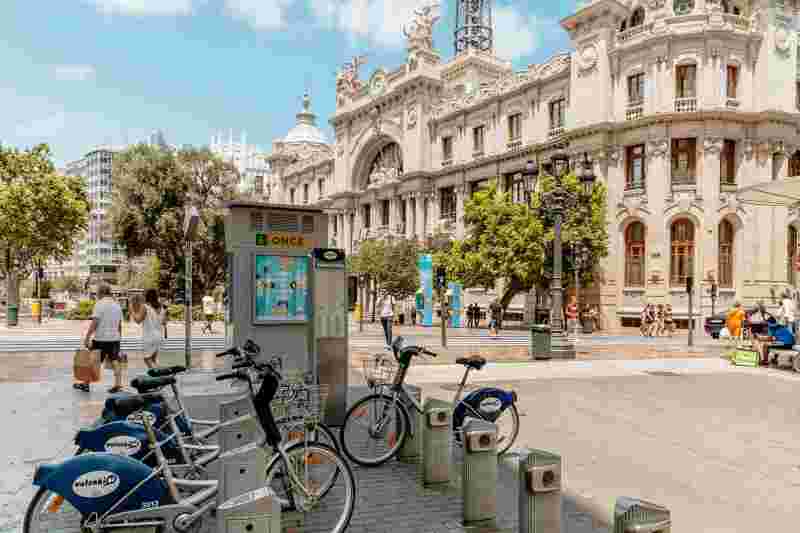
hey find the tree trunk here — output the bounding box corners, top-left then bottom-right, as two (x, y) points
(498, 277), (524, 328)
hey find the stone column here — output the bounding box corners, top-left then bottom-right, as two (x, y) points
(415, 192), (425, 241)
(597, 146), (622, 329)
(702, 137), (723, 318)
(646, 138), (670, 300)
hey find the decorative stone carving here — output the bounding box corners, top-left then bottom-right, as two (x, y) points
(771, 139), (786, 155)
(647, 138), (669, 158)
(648, 0), (665, 7)
(369, 69), (387, 97)
(775, 27), (790, 53)
(406, 104), (418, 130)
(576, 43), (599, 73)
(703, 137), (723, 154)
(743, 139), (755, 159)
(336, 55), (366, 96)
(402, 1), (441, 52)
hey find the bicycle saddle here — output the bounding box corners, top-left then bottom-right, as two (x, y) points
(146, 365), (187, 378)
(130, 375), (176, 394)
(107, 393), (165, 417)
(456, 356), (487, 370)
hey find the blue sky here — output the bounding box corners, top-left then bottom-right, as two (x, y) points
(1, 0), (575, 167)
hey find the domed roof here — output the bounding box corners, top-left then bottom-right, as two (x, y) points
(284, 93), (327, 145)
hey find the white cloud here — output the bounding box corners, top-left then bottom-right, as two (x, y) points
(493, 6), (544, 60)
(86, 0), (193, 16)
(14, 111), (68, 139)
(53, 65), (96, 82)
(224, 0), (293, 30)
(309, 0), (420, 48)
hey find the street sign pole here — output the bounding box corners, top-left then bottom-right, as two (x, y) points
(687, 276), (694, 347)
(183, 206), (199, 369)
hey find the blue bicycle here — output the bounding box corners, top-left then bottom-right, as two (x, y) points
(340, 336), (519, 466)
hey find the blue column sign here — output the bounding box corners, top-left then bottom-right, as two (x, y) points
(448, 281), (463, 328)
(419, 254), (433, 327)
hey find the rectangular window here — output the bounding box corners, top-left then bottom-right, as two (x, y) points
(671, 138), (697, 185)
(720, 140), (736, 185)
(628, 73), (645, 104)
(381, 200), (390, 227)
(440, 187), (456, 222)
(332, 215), (338, 235)
(363, 204), (371, 228)
(442, 136), (453, 161)
(549, 98), (566, 129)
(508, 113), (522, 141)
(472, 126), (485, 154)
(726, 65), (738, 99)
(290, 188), (295, 204)
(505, 173), (527, 204)
(318, 178), (325, 198)
(675, 64), (696, 98)
(471, 178), (491, 197)
(303, 184), (309, 204)
(625, 144), (646, 189)
(254, 176), (264, 194)
(399, 200), (407, 230)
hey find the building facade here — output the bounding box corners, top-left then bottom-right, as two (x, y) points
(269, 0), (800, 328)
(211, 130), (272, 197)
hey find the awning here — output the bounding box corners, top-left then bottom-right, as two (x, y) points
(737, 177), (800, 207)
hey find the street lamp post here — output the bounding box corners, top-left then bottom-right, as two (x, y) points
(523, 150), (595, 359)
(358, 274), (367, 333)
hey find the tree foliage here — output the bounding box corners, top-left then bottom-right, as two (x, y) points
(350, 237), (420, 301)
(0, 144), (89, 301)
(110, 145), (239, 299)
(434, 174), (609, 311)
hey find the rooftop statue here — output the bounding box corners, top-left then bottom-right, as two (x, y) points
(403, 1), (441, 51)
(337, 55), (367, 94)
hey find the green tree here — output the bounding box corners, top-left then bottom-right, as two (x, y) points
(434, 174), (608, 312)
(51, 275), (82, 294)
(110, 145), (238, 300)
(0, 144), (89, 315)
(350, 237), (420, 317)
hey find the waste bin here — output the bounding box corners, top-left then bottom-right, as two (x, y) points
(581, 317), (594, 334)
(529, 324), (551, 360)
(6, 304), (18, 326)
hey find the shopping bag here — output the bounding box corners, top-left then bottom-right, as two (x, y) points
(74, 349), (101, 383)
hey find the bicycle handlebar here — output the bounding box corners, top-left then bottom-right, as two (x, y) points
(215, 372), (245, 382)
(215, 347), (240, 358)
(421, 348), (438, 357)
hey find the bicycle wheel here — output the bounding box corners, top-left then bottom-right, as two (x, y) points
(265, 442), (355, 533)
(494, 403), (520, 455)
(340, 393), (409, 466)
(24, 488), (83, 533)
(280, 417), (340, 454)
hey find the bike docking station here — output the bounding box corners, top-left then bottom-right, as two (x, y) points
(217, 486), (281, 533)
(461, 417), (499, 528)
(422, 397), (453, 485)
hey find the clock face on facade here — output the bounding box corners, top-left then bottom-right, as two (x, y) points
(369, 70), (386, 96)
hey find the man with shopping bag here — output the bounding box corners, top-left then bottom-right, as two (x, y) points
(73, 284), (124, 393)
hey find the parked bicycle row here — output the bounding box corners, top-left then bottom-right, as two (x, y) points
(24, 339), (355, 533)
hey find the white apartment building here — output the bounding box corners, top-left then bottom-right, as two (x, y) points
(210, 130), (272, 197)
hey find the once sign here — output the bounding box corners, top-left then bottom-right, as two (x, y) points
(256, 233), (307, 248)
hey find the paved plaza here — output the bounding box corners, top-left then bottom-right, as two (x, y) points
(0, 346), (798, 532)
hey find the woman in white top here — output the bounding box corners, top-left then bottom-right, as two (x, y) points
(131, 289), (164, 369)
(380, 294), (394, 346)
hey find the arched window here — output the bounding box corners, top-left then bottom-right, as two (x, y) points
(674, 0), (695, 15)
(625, 222), (646, 287)
(789, 150), (800, 177)
(670, 219), (695, 286)
(619, 19), (628, 32)
(630, 7), (645, 27)
(718, 220), (735, 288)
(789, 226), (798, 285)
(366, 142), (403, 186)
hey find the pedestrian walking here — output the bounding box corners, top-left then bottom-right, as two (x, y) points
(663, 304), (675, 337)
(130, 289), (164, 369)
(727, 301), (746, 339)
(201, 294), (215, 334)
(565, 297), (579, 336)
(75, 284), (124, 393)
(652, 304), (665, 337)
(778, 289), (795, 334)
(380, 294), (394, 345)
(466, 303), (473, 328)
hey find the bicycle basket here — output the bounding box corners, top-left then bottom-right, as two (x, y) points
(362, 354), (397, 388)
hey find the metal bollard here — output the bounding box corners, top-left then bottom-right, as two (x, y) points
(216, 441), (269, 507)
(462, 417), (497, 525)
(219, 414), (263, 454)
(217, 486), (281, 533)
(220, 394), (252, 423)
(398, 386), (422, 463)
(518, 448), (562, 533)
(613, 497), (671, 533)
(422, 398), (452, 485)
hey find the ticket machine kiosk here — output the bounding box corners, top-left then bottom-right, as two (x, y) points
(223, 201), (349, 425)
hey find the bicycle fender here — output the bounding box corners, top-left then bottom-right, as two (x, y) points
(75, 421), (183, 465)
(102, 398), (193, 436)
(454, 387), (515, 426)
(33, 453), (169, 515)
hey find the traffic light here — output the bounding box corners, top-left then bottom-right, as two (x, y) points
(435, 267), (447, 290)
(174, 287), (186, 305)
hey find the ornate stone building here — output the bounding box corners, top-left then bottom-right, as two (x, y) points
(269, 0), (800, 329)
